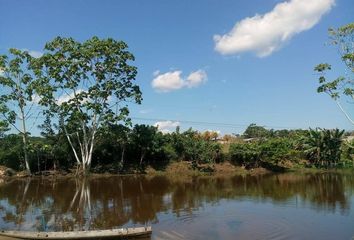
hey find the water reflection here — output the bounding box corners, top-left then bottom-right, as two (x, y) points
(0, 172), (353, 233)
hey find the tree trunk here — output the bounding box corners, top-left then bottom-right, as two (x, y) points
(37, 151), (40, 173)
(20, 106), (31, 174)
(139, 150), (146, 166)
(120, 146), (125, 168)
(53, 159), (57, 171)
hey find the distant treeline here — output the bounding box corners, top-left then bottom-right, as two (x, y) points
(0, 123), (353, 173)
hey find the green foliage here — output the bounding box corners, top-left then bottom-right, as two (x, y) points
(341, 140), (354, 167)
(0, 125), (352, 172)
(131, 124), (159, 165)
(0, 119), (9, 137)
(243, 123), (270, 138)
(32, 36), (142, 172)
(33, 36), (142, 125)
(302, 128), (344, 167)
(229, 142), (261, 167)
(229, 137), (300, 168)
(0, 134), (23, 170)
(259, 138), (300, 165)
(314, 23), (353, 124)
(0, 48), (39, 173)
(0, 49), (36, 126)
(166, 129), (221, 164)
(91, 126), (222, 170)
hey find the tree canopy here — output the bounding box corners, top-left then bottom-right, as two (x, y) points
(0, 49), (39, 173)
(314, 23), (354, 125)
(33, 36), (142, 173)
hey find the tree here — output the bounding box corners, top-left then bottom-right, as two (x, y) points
(131, 124), (158, 166)
(0, 49), (39, 173)
(33, 37), (142, 174)
(0, 134), (23, 170)
(314, 23), (353, 125)
(243, 124), (270, 139)
(38, 115), (68, 170)
(104, 124), (131, 169)
(302, 128), (344, 167)
(201, 130), (219, 141)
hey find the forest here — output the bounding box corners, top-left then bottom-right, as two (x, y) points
(0, 123), (353, 174)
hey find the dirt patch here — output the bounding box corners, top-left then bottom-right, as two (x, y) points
(213, 162), (247, 175)
(150, 161), (273, 177)
(248, 167), (271, 175)
(145, 166), (160, 175)
(0, 166), (16, 178)
(164, 161), (198, 176)
(15, 170), (31, 178)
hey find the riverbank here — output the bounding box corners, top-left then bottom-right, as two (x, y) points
(0, 162), (270, 179)
(1, 161), (352, 181)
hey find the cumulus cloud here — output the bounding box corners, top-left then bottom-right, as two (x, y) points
(22, 49), (43, 58)
(28, 50), (43, 58)
(152, 70), (207, 92)
(152, 71), (185, 92)
(154, 121), (180, 133)
(214, 0), (335, 57)
(153, 70), (160, 76)
(186, 70), (208, 88)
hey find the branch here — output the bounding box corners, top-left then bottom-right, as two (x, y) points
(28, 111), (41, 132)
(1, 112), (22, 133)
(63, 124), (81, 165)
(336, 100), (354, 125)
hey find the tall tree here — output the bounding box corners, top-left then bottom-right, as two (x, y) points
(0, 49), (39, 173)
(33, 37), (142, 174)
(314, 23), (353, 125)
(103, 124), (131, 169)
(131, 124), (158, 166)
(243, 123), (270, 139)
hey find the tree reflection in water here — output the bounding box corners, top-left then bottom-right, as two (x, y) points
(0, 172), (352, 232)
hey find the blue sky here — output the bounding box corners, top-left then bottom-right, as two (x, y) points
(0, 0), (353, 135)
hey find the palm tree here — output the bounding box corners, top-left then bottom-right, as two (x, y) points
(302, 128), (344, 167)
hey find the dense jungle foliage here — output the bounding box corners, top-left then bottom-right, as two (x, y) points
(0, 123), (353, 173)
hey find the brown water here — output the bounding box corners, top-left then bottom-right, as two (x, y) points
(0, 172), (353, 240)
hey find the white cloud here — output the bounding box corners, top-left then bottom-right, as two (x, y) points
(57, 89), (86, 105)
(152, 71), (185, 92)
(28, 50), (43, 58)
(214, 0), (335, 57)
(22, 49), (43, 58)
(152, 70), (207, 92)
(154, 121), (180, 133)
(153, 70), (160, 76)
(186, 70), (207, 88)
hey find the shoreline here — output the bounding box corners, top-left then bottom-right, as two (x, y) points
(1, 161), (352, 181)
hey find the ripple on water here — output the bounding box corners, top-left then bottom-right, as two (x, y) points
(153, 204), (294, 240)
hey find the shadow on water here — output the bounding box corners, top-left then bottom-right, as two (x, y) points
(0, 172), (353, 239)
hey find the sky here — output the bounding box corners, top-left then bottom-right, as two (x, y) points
(0, 0), (353, 135)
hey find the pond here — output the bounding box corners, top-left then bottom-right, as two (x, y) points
(0, 172), (353, 240)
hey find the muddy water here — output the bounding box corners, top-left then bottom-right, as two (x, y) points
(0, 172), (353, 240)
